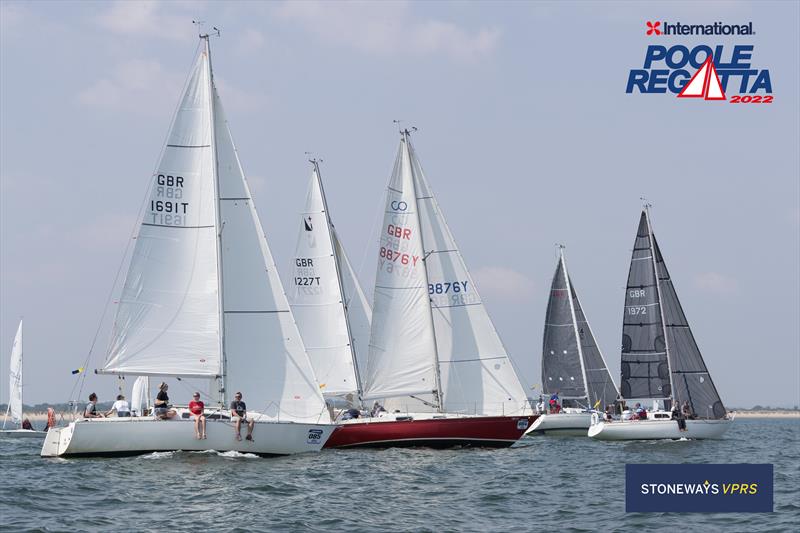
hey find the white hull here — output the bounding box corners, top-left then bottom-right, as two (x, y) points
(588, 417), (733, 440)
(41, 416), (336, 457)
(525, 412), (592, 436)
(0, 429), (46, 439)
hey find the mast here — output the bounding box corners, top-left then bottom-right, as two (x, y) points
(643, 204), (675, 408)
(203, 32), (227, 407)
(404, 129), (444, 412)
(561, 247), (591, 409)
(312, 159), (365, 401)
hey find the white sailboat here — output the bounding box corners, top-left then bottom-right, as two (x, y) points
(325, 130), (536, 448)
(2, 321), (45, 438)
(588, 206), (733, 440)
(41, 34), (335, 457)
(288, 160), (371, 404)
(526, 247), (619, 436)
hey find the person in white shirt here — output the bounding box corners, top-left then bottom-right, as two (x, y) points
(106, 394), (131, 417)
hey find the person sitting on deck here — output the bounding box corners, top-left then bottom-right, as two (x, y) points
(230, 391), (255, 442)
(84, 393), (105, 418)
(371, 402), (387, 417)
(681, 401), (695, 420)
(106, 394), (131, 417)
(21, 418), (34, 430)
(154, 382), (177, 420)
(632, 402), (647, 420)
(672, 405), (687, 431)
(189, 392), (206, 440)
(603, 405), (614, 422)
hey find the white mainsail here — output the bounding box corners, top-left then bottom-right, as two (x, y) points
(364, 136), (440, 403)
(100, 40), (327, 422)
(6, 320), (23, 426)
(289, 164), (370, 399)
(364, 132), (529, 416)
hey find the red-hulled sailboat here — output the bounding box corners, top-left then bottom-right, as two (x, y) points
(288, 131), (535, 449)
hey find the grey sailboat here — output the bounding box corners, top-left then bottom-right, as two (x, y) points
(588, 205), (733, 440)
(527, 246), (618, 435)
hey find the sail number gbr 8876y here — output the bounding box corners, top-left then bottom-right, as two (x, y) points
(148, 174), (188, 226)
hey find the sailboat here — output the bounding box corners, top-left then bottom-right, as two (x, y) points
(588, 206), (733, 440)
(288, 159), (372, 404)
(41, 34), (335, 457)
(526, 247), (618, 436)
(1, 321), (45, 438)
(324, 130), (536, 448)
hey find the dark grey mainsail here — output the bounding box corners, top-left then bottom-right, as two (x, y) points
(571, 281), (619, 410)
(621, 211), (670, 400)
(542, 254), (585, 400)
(620, 208), (726, 419)
(542, 248), (618, 408)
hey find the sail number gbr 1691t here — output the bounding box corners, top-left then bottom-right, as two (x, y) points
(149, 174), (188, 226)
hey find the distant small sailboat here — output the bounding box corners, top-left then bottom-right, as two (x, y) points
(323, 129), (536, 449)
(526, 247), (618, 436)
(1, 321), (46, 438)
(588, 206), (733, 440)
(41, 34), (335, 457)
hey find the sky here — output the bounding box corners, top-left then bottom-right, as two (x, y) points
(1, 1), (798, 408)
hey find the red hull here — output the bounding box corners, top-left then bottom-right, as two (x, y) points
(324, 415), (539, 449)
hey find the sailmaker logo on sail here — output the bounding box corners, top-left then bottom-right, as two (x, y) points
(626, 24), (773, 104)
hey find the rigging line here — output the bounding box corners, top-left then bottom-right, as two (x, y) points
(71, 40), (205, 404)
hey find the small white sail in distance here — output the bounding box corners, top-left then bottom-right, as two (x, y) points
(4, 320), (23, 427)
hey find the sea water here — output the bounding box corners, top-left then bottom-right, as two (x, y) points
(0, 418), (797, 532)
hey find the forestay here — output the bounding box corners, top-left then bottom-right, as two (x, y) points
(410, 141), (528, 416)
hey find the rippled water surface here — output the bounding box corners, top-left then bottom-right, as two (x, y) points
(1, 418), (798, 532)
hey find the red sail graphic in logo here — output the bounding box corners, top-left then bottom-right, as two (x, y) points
(677, 57), (727, 100)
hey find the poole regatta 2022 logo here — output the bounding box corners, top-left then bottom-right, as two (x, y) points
(626, 20), (773, 103)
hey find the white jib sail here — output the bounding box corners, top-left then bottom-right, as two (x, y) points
(211, 89), (328, 422)
(8, 320), (23, 425)
(363, 138), (439, 401)
(409, 141), (529, 416)
(289, 167), (360, 397)
(103, 47), (221, 378)
(332, 227), (372, 396)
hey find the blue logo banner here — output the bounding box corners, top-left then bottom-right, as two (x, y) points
(626, 464), (773, 513)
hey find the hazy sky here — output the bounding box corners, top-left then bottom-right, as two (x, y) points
(1, 1), (798, 408)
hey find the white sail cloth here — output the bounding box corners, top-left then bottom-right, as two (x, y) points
(364, 135), (529, 416)
(100, 43), (328, 422)
(8, 321), (23, 425)
(289, 167), (371, 398)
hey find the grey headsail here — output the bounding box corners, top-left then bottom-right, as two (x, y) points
(620, 211), (671, 400)
(541, 253), (586, 401)
(570, 276), (619, 410)
(652, 235), (726, 419)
